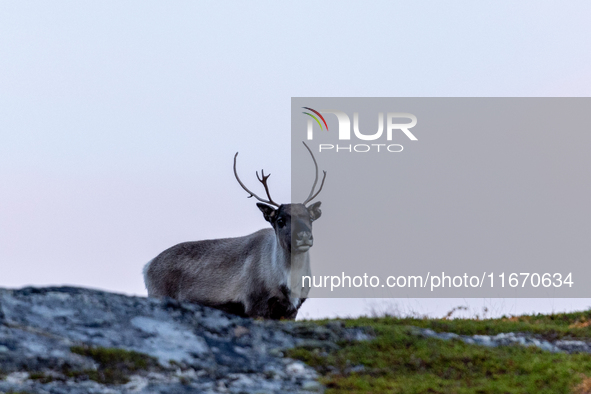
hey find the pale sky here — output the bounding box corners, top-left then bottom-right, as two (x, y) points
(1, 1), (590, 319)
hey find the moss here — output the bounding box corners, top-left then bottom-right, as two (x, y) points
(67, 345), (160, 384)
(27, 346), (160, 385)
(28, 371), (57, 384)
(70, 346), (157, 371)
(287, 318), (591, 393)
(5, 392), (35, 394)
(63, 368), (131, 385)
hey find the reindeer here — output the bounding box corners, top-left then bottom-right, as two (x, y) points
(143, 142), (326, 320)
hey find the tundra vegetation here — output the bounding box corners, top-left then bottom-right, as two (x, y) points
(24, 346), (161, 385)
(4, 287), (591, 392)
(288, 309), (591, 393)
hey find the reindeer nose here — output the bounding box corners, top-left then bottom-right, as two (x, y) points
(296, 231), (313, 246)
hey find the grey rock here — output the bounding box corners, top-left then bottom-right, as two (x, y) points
(0, 286), (370, 394)
(414, 326), (591, 354)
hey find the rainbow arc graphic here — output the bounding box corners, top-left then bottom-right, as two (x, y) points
(302, 107), (329, 131)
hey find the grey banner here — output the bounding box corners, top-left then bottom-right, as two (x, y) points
(291, 98), (591, 297)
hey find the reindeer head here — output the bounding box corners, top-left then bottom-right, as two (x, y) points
(233, 142), (326, 254)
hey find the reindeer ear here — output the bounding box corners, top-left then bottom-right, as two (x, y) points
(257, 203), (277, 223)
(307, 201), (322, 222)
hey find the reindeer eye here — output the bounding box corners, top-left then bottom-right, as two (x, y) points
(276, 218), (286, 227)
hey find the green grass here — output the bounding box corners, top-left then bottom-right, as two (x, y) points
(287, 310), (591, 393)
(310, 309), (591, 341)
(355, 309), (591, 341)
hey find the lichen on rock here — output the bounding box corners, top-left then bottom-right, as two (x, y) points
(0, 286), (368, 393)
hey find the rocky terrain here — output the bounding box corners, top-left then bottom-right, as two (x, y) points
(0, 287), (369, 394)
(4, 286), (591, 394)
(416, 326), (591, 354)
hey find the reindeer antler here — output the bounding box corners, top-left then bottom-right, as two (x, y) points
(302, 141), (327, 205)
(233, 153), (280, 207)
(256, 169), (279, 206)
